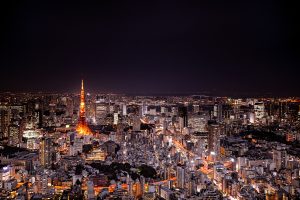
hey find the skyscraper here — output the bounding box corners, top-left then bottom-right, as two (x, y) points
(273, 146), (287, 171)
(254, 102), (265, 120)
(122, 104), (127, 116)
(8, 124), (20, 146)
(208, 123), (221, 159)
(176, 165), (185, 189)
(0, 109), (10, 138)
(213, 103), (222, 122)
(217, 103), (222, 122)
(39, 137), (54, 167)
(178, 106), (188, 130)
(76, 80), (93, 135)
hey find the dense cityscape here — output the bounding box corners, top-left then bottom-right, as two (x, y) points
(1, 1), (299, 199)
(0, 80), (299, 199)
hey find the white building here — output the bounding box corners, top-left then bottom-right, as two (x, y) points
(254, 102), (265, 119)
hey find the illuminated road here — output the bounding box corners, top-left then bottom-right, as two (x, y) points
(172, 139), (196, 157)
(171, 137), (212, 176)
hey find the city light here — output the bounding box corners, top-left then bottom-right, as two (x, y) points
(0, 1), (298, 198)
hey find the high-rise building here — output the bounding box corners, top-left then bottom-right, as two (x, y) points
(34, 109), (43, 128)
(122, 104), (127, 116)
(113, 113), (119, 125)
(176, 165), (185, 189)
(208, 123), (221, 159)
(217, 104), (222, 122)
(171, 107), (177, 116)
(142, 103), (148, 116)
(39, 137), (54, 168)
(178, 106), (188, 130)
(273, 146), (287, 171)
(193, 104), (200, 113)
(213, 103), (222, 122)
(213, 104), (218, 118)
(95, 102), (107, 125)
(0, 109), (10, 138)
(254, 102), (265, 119)
(8, 124), (20, 146)
(133, 116), (141, 131)
(188, 114), (208, 132)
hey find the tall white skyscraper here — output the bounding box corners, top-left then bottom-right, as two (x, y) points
(122, 104), (127, 116)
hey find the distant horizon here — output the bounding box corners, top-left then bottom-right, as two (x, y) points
(0, 90), (299, 99)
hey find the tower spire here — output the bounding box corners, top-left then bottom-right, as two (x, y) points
(77, 79), (92, 135)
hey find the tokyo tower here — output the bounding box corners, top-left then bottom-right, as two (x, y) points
(76, 80), (93, 135)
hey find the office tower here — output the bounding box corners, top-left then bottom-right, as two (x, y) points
(76, 80), (92, 135)
(217, 103), (222, 122)
(213, 104), (218, 118)
(39, 137), (54, 167)
(171, 106), (178, 116)
(8, 124), (20, 146)
(142, 103), (148, 116)
(66, 97), (74, 117)
(208, 123), (221, 159)
(86, 98), (95, 121)
(273, 146), (287, 171)
(122, 104), (127, 116)
(95, 101), (107, 125)
(176, 165), (185, 189)
(0, 109), (10, 138)
(213, 103), (222, 122)
(113, 113), (119, 125)
(34, 109), (43, 128)
(133, 116), (141, 131)
(160, 106), (165, 114)
(193, 104), (200, 113)
(188, 114), (208, 132)
(248, 112), (255, 124)
(178, 106), (188, 130)
(254, 102), (265, 119)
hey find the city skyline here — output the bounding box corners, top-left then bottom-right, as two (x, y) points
(1, 1), (300, 96)
(1, 2), (300, 198)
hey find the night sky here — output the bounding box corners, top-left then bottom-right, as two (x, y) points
(0, 1), (299, 96)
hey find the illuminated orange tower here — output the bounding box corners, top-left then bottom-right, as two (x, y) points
(76, 80), (93, 135)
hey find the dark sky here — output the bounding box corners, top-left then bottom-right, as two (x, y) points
(0, 1), (299, 96)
